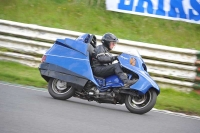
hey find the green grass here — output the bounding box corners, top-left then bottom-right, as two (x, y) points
(155, 89), (200, 116)
(0, 61), (46, 88)
(0, 0), (200, 50)
(0, 60), (200, 116)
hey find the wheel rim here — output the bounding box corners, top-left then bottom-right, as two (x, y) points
(51, 79), (72, 94)
(128, 90), (152, 109)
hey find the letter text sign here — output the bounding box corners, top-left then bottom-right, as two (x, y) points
(106, 0), (200, 24)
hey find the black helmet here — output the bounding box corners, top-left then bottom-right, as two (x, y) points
(101, 33), (118, 50)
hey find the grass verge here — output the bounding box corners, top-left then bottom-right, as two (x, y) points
(0, 61), (46, 88)
(0, 60), (200, 116)
(0, 0), (199, 50)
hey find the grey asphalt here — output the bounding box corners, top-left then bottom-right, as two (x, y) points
(0, 82), (200, 133)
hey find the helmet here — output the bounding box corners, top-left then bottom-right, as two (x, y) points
(101, 33), (118, 50)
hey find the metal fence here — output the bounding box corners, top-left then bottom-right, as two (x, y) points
(0, 19), (199, 92)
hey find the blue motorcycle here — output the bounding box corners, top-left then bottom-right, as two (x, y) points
(39, 33), (160, 114)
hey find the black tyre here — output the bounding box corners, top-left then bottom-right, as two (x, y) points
(125, 89), (157, 114)
(48, 78), (75, 100)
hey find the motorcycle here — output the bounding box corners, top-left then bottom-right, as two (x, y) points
(39, 33), (160, 114)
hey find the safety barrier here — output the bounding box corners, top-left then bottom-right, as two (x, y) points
(0, 19), (199, 92)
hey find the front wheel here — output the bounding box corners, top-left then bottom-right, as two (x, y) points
(48, 78), (75, 100)
(125, 89), (157, 114)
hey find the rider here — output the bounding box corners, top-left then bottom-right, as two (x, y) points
(91, 33), (136, 88)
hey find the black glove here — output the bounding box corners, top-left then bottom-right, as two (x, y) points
(112, 56), (118, 61)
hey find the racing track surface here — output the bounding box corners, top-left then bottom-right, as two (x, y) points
(0, 82), (200, 133)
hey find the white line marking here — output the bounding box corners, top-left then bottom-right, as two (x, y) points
(119, 104), (200, 120)
(151, 108), (200, 121)
(0, 82), (200, 120)
(0, 82), (47, 92)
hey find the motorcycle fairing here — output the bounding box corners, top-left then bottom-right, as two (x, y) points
(40, 38), (99, 87)
(75, 33), (92, 44)
(39, 62), (88, 89)
(95, 75), (124, 91)
(118, 53), (160, 94)
(55, 38), (88, 55)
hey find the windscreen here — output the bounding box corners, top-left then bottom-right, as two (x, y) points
(126, 49), (141, 58)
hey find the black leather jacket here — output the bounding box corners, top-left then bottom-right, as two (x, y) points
(91, 45), (115, 67)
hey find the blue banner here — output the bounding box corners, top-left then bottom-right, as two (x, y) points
(106, 0), (200, 24)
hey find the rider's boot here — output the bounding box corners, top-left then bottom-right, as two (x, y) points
(118, 72), (136, 89)
(123, 80), (136, 88)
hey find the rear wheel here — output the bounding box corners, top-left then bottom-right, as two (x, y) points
(48, 78), (75, 100)
(125, 89), (157, 114)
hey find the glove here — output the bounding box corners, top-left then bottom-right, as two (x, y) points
(112, 56), (118, 61)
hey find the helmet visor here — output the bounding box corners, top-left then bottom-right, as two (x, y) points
(110, 41), (117, 45)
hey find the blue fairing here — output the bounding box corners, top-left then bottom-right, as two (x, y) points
(118, 53), (160, 94)
(55, 38), (88, 55)
(45, 38), (99, 86)
(75, 33), (91, 43)
(95, 75), (124, 91)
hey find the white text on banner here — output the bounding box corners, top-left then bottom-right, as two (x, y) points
(106, 0), (200, 24)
